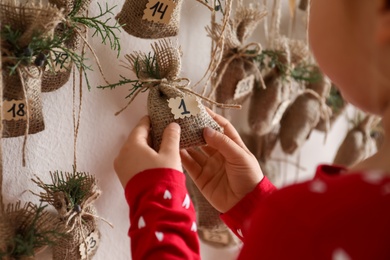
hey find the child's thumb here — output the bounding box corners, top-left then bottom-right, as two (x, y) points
(159, 123), (181, 154)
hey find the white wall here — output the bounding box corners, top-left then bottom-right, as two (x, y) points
(1, 0), (350, 259)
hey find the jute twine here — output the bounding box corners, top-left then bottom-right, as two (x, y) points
(248, 70), (290, 136)
(116, 0), (183, 39)
(42, 0), (92, 92)
(210, 4), (267, 104)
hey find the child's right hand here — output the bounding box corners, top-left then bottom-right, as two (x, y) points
(180, 109), (264, 213)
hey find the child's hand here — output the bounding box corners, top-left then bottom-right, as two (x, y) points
(114, 116), (182, 188)
(180, 109), (264, 213)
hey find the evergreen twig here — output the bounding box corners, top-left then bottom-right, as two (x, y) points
(70, 2), (122, 57)
(98, 52), (160, 99)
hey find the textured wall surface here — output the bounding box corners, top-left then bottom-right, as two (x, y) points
(2, 1), (349, 259)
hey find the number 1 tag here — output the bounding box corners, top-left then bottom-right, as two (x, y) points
(143, 0), (176, 24)
(168, 96), (201, 120)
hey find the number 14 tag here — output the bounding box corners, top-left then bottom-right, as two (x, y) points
(168, 96), (201, 120)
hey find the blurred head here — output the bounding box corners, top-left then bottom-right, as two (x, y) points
(309, 0), (390, 116)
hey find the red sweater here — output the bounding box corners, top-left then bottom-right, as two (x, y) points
(125, 165), (390, 260)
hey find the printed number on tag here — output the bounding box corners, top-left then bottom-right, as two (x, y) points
(79, 231), (100, 259)
(3, 100), (27, 121)
(143, 0), (176, 24)
(233, 75), (255, 100)
(168, 96), (201, 120)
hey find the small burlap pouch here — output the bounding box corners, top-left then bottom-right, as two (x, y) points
(33, 170), (103, 259)
(116, 0), (183, 39)
(212, 5), (266, 105)
(42, 0), (92, 92)
(1, 1), (64, 137)
(124, 40), (223, 151)
(248, 70), (290, 136)
(52, 206), (100, 260)
(333, 116), (376, 167)
(279, 70), (331, 154)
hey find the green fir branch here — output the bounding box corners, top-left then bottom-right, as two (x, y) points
(290, 63), (322, 83)
(99, 52), (160, 99)
(70, 2), (122, 57)
(326, 85), (345, 114)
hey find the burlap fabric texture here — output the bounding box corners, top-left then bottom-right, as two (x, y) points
(212, 5), (266, 104)
(116, 0), (183, 39)
(1, 1), (64, 137)
(2, 67), (44, 138)
(0, 212), (14, 259)
(42, 0), (92, 92)
(128, 40), (223, 150)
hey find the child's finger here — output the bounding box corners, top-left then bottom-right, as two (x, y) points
(205, 108), (247, 149)
(203, 126), (246, 162)
(159, 123), (181, 155)
(127, 116), (151, 145)
(180, 149), (202, 179)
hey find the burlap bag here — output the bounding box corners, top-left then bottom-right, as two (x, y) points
(248, 70), (290, 136)
(2, 67), (44, 138)
(148, 82), (223, 150)
(333, 116), (375, 167)
(1, 2), (64, 135)
(213, 5), (266, 104)
(0, 213), (14, 259)
(42, 0), (92, 92)
(185, 172), (239, 248)
(116, 0), (183, 39)
(279, 71), (331, 154)
(2, 202), (60, 259)
(126, 40), (223, 150)
(52, 206), (100, 260)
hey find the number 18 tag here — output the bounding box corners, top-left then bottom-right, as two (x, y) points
(168, 96), (201, 120)
(3, 100), (28, 121)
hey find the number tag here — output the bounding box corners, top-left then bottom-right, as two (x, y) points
(79, 231), (100, 259)
(143, 0), (176, 24)
(233, 75), (255, 101)
(271, 100), (291, 126)
(3, 100), (28, 121)
(168, 96), (201, 120)
(201, 229), (231, 245)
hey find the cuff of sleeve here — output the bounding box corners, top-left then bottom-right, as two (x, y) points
(220, 176), (276, 239)
(124, 168), (185, 205)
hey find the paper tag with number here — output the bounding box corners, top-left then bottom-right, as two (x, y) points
(79, 231), (100, 259)
(201, 229), (230, 245)
(168, 96), (201, 120)
(271, 100), (291, 126)
(143, 0), (176, 24)
(3, 100), (28, 121)
(233, 75), (255, 101)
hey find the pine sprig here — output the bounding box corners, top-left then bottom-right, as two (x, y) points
(33, 167), (96, 212)
(98, 52), (160, 99)
(326, 85), (345, 114)
(252, 49), (321, 84)
(70, 2), (121, 57)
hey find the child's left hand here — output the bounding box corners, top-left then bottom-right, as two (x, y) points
(114, 116), (182, 188)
